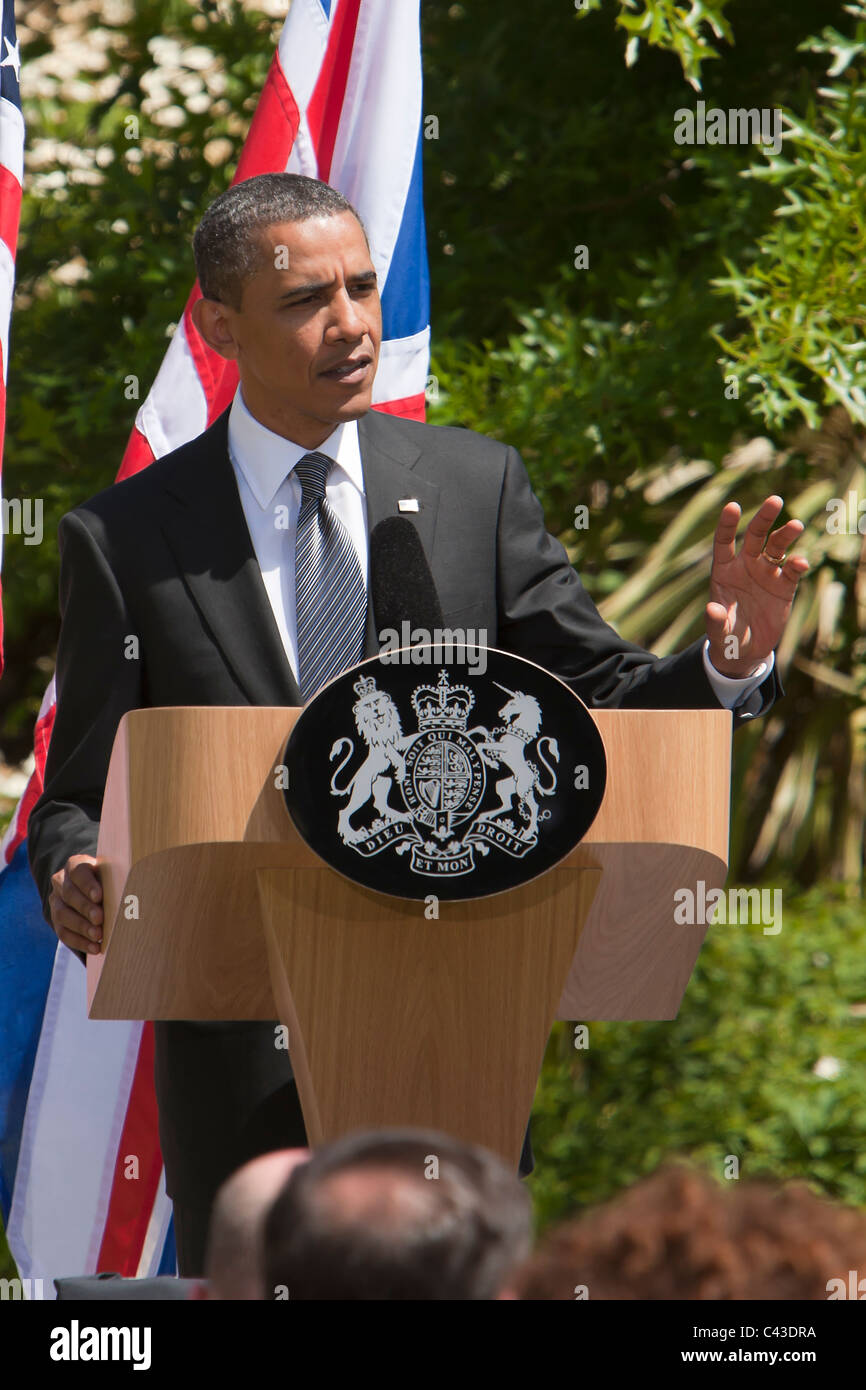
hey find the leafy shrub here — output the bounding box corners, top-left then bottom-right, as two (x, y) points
(529, 883), (866, 1231)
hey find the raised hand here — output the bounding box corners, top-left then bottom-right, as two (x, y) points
(705, 495), (809, 678)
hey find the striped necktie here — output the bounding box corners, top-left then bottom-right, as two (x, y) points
(294, 451), (366, 702)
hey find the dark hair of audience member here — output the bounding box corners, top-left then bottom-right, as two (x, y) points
(262, 1128), (532, 1300)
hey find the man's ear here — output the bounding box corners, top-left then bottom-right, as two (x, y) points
(191, 296), (240, 361)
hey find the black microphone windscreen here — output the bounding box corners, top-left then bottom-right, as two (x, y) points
(369, 516), (444, 637)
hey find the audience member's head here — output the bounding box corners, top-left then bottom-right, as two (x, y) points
(515, 1164), (866, 1300)
(262, 1128), (532, 1300)
(205, 1148), (310, 1299)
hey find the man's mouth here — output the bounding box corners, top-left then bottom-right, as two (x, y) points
(320, 356), (372, 383)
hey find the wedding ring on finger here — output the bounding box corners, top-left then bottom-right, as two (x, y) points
(761, 549), (787, 566)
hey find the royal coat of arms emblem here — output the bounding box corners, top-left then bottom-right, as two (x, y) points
(328, 669), (561, 877)
(283, 646), (605, 900)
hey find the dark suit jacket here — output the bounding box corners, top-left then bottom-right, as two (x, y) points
(27, 404), (778, 1201)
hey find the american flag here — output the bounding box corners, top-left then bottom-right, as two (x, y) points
(0, 0), (428, 1285)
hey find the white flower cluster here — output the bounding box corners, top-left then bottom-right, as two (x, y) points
(18, 2), (127, 103)
(18, 0), (288, 192)
(141, 36), (227, 127)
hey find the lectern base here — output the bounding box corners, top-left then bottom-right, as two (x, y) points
(257, 865), (600, 1168)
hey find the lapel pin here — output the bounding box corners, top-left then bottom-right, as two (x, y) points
(397, 499), (420, 513)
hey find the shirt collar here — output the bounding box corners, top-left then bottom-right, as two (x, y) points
(227, 385), (364, 510)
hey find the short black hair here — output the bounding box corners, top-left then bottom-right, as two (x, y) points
(262, 1128), (532, 1300)
(192, 172), (367, 309)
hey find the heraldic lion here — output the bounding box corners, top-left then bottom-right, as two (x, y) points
(329, 682), (413, 844)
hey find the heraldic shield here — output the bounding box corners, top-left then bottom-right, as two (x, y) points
(282, 644), (607, 901)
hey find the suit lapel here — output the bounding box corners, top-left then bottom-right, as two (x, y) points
(357, 409), (440, 656)
(159, 408), (302, 708)
(157, 406), (440, 703)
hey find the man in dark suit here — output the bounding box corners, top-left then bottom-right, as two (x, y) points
(27, 173), (808, 1277)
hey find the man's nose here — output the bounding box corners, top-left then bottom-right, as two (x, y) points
(328, 286), (366, 338)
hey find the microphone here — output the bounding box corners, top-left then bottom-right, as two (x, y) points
(369, 516), (444, 642)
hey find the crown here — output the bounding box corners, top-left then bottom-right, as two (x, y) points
(411, 669), (474, 732)
(352, 674), (379, 709)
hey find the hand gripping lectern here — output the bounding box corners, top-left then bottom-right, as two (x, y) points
(88, 705), (731, 1170)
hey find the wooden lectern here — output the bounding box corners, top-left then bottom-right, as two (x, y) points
(88, 707), (731, 1169)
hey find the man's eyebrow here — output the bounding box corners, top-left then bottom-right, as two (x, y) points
(277, 270), (378, 301)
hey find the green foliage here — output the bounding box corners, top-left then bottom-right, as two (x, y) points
(422, 0), (825, 347)
(429, 260), (746, 541)
(425, 0), (837, 531)
(529, 883), (866, 1231)
(714, 1), (866, 430)
(576, 0), (735, 88)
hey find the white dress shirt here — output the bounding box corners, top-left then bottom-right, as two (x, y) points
(701, 641), (774, 717)
(228, 386), (367, 685)
(227, 384), (772, 710)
